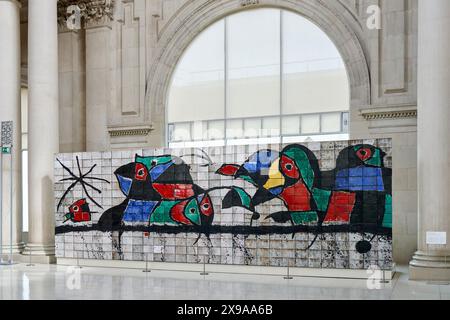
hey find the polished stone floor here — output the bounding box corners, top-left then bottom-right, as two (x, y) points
(0, 263), (448, 300)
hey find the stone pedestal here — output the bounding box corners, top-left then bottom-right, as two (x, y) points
(410, 0), (450, 280)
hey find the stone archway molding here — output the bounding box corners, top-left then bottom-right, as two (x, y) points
(145, 0), (371, 141)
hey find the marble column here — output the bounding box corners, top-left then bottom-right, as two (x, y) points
(410, 0), (450, 280)
(0, 0), (24, 258)
(25, 0), (59, 263)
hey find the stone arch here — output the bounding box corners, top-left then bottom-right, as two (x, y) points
(145, 0), (371, 144)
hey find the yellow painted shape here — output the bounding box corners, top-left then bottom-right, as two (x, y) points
(263, 159), (285, 190)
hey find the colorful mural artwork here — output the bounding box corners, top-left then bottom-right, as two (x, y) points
(54, 140), (392, 270)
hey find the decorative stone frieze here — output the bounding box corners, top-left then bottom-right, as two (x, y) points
(108, 125), (154, 138)
(360, 106), (418, 121)
(57, 0), (115, 28)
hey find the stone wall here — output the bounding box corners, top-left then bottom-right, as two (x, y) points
(54, 139), (393, 270)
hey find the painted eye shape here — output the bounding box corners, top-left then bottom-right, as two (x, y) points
(189, 208), (196, 214)
(356, 148), (372, 161)
(151, 160), (157, 167)
(135, 163), (148, 181)
(280, 155), (300, 179)
(72, 205), (79, 213)
(202, 203), (210, 210)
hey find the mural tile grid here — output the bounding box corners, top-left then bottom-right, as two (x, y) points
(54, 139), (393, 270)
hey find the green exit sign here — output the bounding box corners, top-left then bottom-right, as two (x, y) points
(1, 147), (11, 154)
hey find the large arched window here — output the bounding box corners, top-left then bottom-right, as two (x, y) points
(167, 8), (350, 147)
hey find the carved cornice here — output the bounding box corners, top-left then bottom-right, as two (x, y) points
(360, 106), (417, 121)
(57, 0), (115, 28)
(108, 125), (154, 138)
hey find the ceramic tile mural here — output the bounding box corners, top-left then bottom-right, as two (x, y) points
(54, 139), (393, 270)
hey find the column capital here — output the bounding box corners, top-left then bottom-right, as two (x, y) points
(57, 0), (115, 29)
(0, 0), (21, 8)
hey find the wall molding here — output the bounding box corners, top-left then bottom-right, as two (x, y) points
(108, 125), (154, 137)
(360, 105), (417, 121)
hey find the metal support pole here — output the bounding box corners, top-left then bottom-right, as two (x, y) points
(284, 265), (293, 280)
(200, 257), (208, 276)
(9, 145), (12, 263)
(26, 250), (34, 267)
(143, 254), (151, 273)
(0, 150), (2, 265)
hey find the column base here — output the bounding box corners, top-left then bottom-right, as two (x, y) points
(23, 243), (56, 264)
(0, 241), (25, 255)
(410, 251), (450, 281)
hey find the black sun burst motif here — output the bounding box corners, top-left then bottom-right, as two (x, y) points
(57, 156), (110, 211)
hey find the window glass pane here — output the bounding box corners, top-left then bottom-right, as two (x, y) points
(227, 119), (243, 139)
(227, 9), (280, 119)
(172, 123), (191, 141)
(261, 117), (280, 137)
(244, 118), (261, 138)
(282, 10), (349, 115)
(168, 20), (225, 123)
(321, 113), (342, 133)
(282, 116), (300, 135)
(208, 120), (225, 140)
(192, 121), (207, 141)
(301, 115), (320, 134)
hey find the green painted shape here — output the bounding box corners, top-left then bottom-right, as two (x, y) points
(382, 194), (392, 228)
(1, 147), (11, 154)
(284, 148), (315, 190)
(291, 211), (318, 225)
(136, 155), (173, 170)
(184, 198), (201, 225)
(312, 188), (332, 212)
(366, 149), (382, 167)
(240, 175), (256, 185)
(150, 201), (179, 224)
(234, 187), (252, 209)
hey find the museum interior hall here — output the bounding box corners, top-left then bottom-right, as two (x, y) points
(0, 0), (449, 301)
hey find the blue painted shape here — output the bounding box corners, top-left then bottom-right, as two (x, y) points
(123, 200), (158, 222)
(150, 161), (173, 181)
(117, 175), (132, 196)
(269, 187), (283, 196)
(243, 150), (279, 173)
(335, 166), (384, 191)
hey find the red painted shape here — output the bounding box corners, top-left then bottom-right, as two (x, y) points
(280, 155), (300, 179)
(199, 194), (214, 217)
(280, 180), (311, 211)
(135, 163), (148, 181)
(153, 183), (196, 200)
(323, 191), (356, 223)
(216, 164), (240, 176)
(170, 200), (193, 225)
(73, 211), (91, 222)
(356, 148), (372, 162)
(144, 232), (150, 237)
(69, 199), (92, 222)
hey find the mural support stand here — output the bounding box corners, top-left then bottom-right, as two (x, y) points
(142, 254), (151, 273)
(380, 269), (389, 284)
(200, 258), (208, 276)
(283, 265), (293, 280)
(0, 121), (14, 266)
(76, 252), (82, 269)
